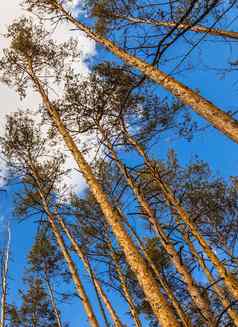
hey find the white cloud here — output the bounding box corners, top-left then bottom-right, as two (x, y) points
(0, 1), (96, 193)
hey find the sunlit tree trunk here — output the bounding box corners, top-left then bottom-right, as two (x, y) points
(26, 65), (181, 327)
(90, 275), (111, 327)
(107, 240), (142, 327)
(101, 133), (214, 325)
(0, 223), (10, 327)
(52, 2), (238, 143)
(99, 12), (238, 40)
(113, 259), (142, 327)
(184, 234), (238, 326)
(124, 219), (192, 327)
(123, 130), (238, 302)
(56, 214), (124, 327)
(27, 161), (100, 327)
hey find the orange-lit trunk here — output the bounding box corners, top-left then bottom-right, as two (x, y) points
(53, 2), (238, 144)
(102, 136), (214, 325)
(184, 234), (238, 326)
(102, 13), (238, 40)
(125, 133), (238, 302)
(57, 214), (124, 327)
(124, 220), (192, 327)
(28, 161), (100, 327)
(27, 66), (180, 327)
(106, 240), (142, 327)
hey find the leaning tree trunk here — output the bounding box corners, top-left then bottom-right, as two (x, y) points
(26, 65), (180, 327)
(183, 234), (238, 327)
(101, 135), (214, 325)
(124, 131), (238, 302)
(113, 258), (142, 327)
(52, 1), (238, 144)
(28, 161), (100, 327)
(124, 219), (192, 327)
(107, 240), (142, 327)
(0, 224), (10, 327)
(56, 214), (124, 327)
(90, 273), (111, 327)
(100, 12), (238, 40)
(45, 274), (64, 327)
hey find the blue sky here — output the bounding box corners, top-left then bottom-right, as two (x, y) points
(1, 1), (238, 326)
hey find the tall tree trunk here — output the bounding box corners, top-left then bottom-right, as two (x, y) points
(0, 223), (10, 327)
(124, 219), (192, 327)
(56, 214), (124, 327)
(123, 130), (238, 302)
(107, 240), (142, 327)
(26, 65), (181, 327)
(45, 275), (64, 327)
(27, 160), (100, 327)
(101, 134), (214, 325)
(183, 234), (238, 326)
(52, 2), (238, 143)
(113, 258), (142, 327)
(90, 273), (111, 327)
(99, 12), (238, 40)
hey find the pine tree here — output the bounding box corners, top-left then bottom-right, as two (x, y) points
(8, 278), (59, 327)
(1, 112), (100, 327)
(0, 19), (181, 327)
(22, 0), (238, 143)
(27, 232), (67, 327)
(49, 62), (238, 325)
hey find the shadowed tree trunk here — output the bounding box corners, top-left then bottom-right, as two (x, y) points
(90, 273), (111, 327)
(183, 234), (238, 326)
(113, 258), (142, 327)
(44, 274), (63, 327)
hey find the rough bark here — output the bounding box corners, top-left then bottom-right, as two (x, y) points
(53, 2), (238, 144)
(124, 132), (238, 302)
(114, 260), (142, 327)
(124, 220), (192, 327)
(27, 66), (180, 327)
(102, 136), (214, 325)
